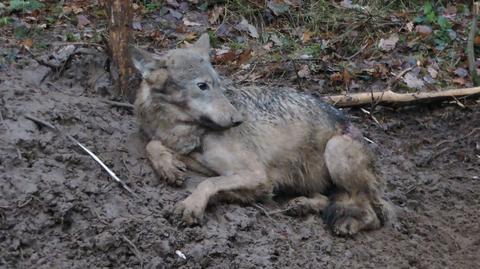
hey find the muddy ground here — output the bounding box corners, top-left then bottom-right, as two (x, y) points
(0, 52), (479, 269)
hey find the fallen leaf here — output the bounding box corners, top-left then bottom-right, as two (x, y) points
(236, 17), (259, 38)
(183, 19), (202, 26)
(184, 32), (197, 42)
(302, 31), (313, 43)
(406, 22), (414, 32)
(475, 36), (480, 45)
(427, 66), (438, 78)
(451, 77), (466, 85)
(330, 72), (343, 83)
(453, 67), (468, 78)
(212, 50), (237, 65)
(298, 64), (310, 78)
(263, 42), (273, 51)
(22, 38), (33, 49)
(132, 21), (142, 31)
(166, 0), (180, 8)
(77, 14), (90, 28)
(415, 25), (432, 36)
(378, 34), (399, 52)
(403, 72), (424, 89)
(209, 6), (223, 24)
(342, 68), (351, 86)
(267, 0), (290, 16)
(270, 34), (282, 46)
(237, 49), (252, 65)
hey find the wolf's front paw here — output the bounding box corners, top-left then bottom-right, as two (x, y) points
(173, 198), (205, 226)
(151, 155), (187, 186)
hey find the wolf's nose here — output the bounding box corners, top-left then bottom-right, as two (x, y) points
(231, 115), (243, 127)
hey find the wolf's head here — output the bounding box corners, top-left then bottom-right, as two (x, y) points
(131, 34), (243, 130)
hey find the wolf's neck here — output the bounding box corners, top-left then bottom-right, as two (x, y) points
(136, 100), (204, 155)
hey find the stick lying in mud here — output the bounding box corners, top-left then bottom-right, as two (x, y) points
(25, 115), (139, 198)
(323, 86), (480, 107)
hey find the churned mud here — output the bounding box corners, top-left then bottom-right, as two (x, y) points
(1, 53), (479, 269)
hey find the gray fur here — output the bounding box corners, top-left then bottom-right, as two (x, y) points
(133, 34), (394, 236)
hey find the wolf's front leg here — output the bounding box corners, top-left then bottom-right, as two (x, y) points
(174, 172), (271, 225)
(146, 140), (187, 186)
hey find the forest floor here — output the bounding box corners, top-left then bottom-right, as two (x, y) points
(1, 1), (479, 268)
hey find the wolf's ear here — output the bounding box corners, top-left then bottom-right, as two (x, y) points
(190, 33), (210, 59)
(130, 46), (166, 78)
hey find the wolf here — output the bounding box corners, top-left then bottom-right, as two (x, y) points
(131, 34), (393, 236)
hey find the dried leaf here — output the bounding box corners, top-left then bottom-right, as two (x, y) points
(330, 72), (343, 83)
(267, 0), (290, 16)
(236, 17), (259, 38)
(302, 31), (313, 43)
(209, 6), (223, 24)
(427, 66), (438, 79)
(183, 19), (202, 26)
(184, 32), (197, 42)
(22, 38), (33, 49)
(237, 49), (252, 65)
(297, 64), (310, 78)
(475, 36), (480, 45)
(378, 34), (399, 52)
(453, 67), (468, 78)
(270, 34), (282, 46)
(403, 72), (424, 89)
(415, 25), (432, 36)
(77, 14), (90, 29)
(451, 77), (466, 85)
(212, 50), (237, 65)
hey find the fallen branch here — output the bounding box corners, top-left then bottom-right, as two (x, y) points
(323, 87), (480, 107)
(25, 115), (139, 198)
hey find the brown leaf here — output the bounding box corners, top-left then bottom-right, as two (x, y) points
(415, 25), (432, 36)
(378, 34), (399, 52)
(237, 49), (252, 65)
(475, 36), (480, 45)
(212, 50), (237, 65)
(451, 77), (466, 85)
(342, 68), (351, 86)
(330, 72), (343, 83)
(209, 6), (224, 24)
(297, 64), (310, 78)
(184, 32), (197, 42)
(77, 14), (90, 29)
(22, 38), (33, 49)
(301, 31), (313, 43)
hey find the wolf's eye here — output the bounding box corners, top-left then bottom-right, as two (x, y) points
(197, 82), (209, 91)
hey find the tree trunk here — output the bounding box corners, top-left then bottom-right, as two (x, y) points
(105, 0), (139, 102)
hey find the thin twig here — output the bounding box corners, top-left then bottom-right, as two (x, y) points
(103, 100), (134, 109)
(122, 235), (144, 268)
(25, 115), (139, 198)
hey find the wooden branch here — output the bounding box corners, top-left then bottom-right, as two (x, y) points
(322, 87), (480, 107)
(467, 2), (480, 86)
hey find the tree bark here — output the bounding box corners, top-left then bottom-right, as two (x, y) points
(322, 87), (480, 107)
(105, 0), (139, 102)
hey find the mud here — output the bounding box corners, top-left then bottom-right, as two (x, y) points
(1, 53), (479, 269)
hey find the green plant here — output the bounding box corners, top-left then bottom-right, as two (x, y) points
(9, 0), (44, 12)
(415, 1), (454, 50)
(0, 16), (12, 26)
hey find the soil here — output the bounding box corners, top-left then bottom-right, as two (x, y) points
(1, 52), (479, 269)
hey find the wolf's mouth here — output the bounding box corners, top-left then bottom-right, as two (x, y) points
(198, 116), (233, 131)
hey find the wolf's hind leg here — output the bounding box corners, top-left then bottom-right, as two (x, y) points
(324, 134), (386, 236)
(174, 171), (271, 225)
(284, 193), (329, 216)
